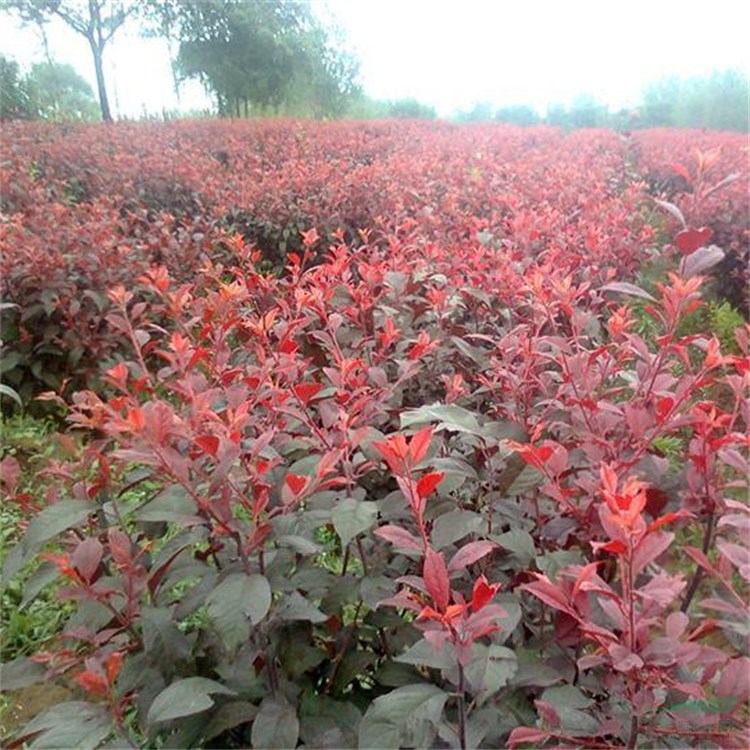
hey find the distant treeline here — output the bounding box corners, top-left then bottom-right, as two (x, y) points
(2, 41), (747, 132)
(452, 70), (749, 132)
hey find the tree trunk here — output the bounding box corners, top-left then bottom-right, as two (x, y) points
(89, 37), (112, 122)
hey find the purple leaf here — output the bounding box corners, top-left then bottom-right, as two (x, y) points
(71, 537), (103, 582)
(632, 531), (673, 577)
(601, 282), (656, 301)
(447, 540), (496, 573)
(654, 199), (687, 228)
(374, 524), (422, 551)
(681, 245), (725, 278)
(423, 548), (450, 612)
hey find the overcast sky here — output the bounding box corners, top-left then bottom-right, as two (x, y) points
(2, 0), (749, 118)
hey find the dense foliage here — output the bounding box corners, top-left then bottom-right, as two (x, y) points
(0, 120), (748, 749)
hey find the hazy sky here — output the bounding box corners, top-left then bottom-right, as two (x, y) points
(3, 0), (749, 117)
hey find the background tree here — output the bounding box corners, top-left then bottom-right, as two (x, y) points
(146, 0), (360, 118)
(0, 54), (33, 119)
(494, 104), (541, 126)
(387, 98), (437, 119)
(293, 24), (361, 118)
(0, 53), (98, 120)
(4, 0), (137, 121)
(642, 70), (749, 131)
(25, 61), (99, 120)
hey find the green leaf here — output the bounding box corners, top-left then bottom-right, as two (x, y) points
(147, 677), (235, 727)
(299, 694), (361, 748)
(0, 656), (45, 690)
(358, 683), (448, 749)
(541, 685), (599, 735)
(277, 534), (321, 555)
(137, 485), (198, 523)
(430, 456), (478, 481)
(493, 529), (536, 567)
(502, 465), (544, 496)
(464, 644), (518, 706)
(450, 334), (490, 368)
(277, 591), (328, 623)
(206, 573), (272, 652)
(24, 500), (92, 550)
(20, 701), (112, 750)
(535, 550), (583, 579)
(141, 606), (191, 663)
(431, 510), (482, 549)
(203, 702), (258, 743)
(0, 353), (21, 375)
(542, 685), (592, 709)
(20, 562), (60, 608)
(332, 497), (378, 548)
(401, 403), (482, 435)
(494, 597), (523, 641)
(510, 652), (565, 688)
(395, 639), (456, 670)
(251, 696), (299, 750)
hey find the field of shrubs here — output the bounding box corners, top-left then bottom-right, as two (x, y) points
(0, 119), (748, 749)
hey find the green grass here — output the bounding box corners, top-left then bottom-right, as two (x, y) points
(1, 414), (78, 661)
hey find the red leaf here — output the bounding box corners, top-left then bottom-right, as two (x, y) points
(126, 407), (146, 432)
(716, 657), (750, 704)
(534, 699), (561, 729)
(608, 643), (644, 672)
(591, 539), (628, 556)
(75, 670), (108, 695)
(684, 545), (718, 575)
(508, 727), (551, 748)
(293, 382), (323, 405)
(675, 227), (713, 254)
(470, 574), (500, 611)
(148, 544), (189, 597)
(648, 510), (691, 532)
(522, 575), (575, 615)
(423, 547), (450, 613)
(107, 529), (133, 566)
(409, 425), (434, 464)
(195, 435), (220, 457)
(285, 474), (308, 496)
(448, 541), (496, 573)
(0, 456), (21, 494)
(672, 161), (691, 182)
(374, 524), (422, 551)
(416, 472), (445, 500)
(72, 537), (103, 583)
(644, 488), (669, 518)
(105, 652), (124, 683)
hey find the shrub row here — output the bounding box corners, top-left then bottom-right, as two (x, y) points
(0, 120), (748, 748)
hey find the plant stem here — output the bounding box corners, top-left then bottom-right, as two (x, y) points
(627, 714), (640, 750)
(681, 508), (715, 613)
(356, 536), (370, 575)
(457, 661), (467, 750)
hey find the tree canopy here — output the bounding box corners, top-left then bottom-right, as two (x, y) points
(146, 0), (360, 118)
(0, 54), (98, 121)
